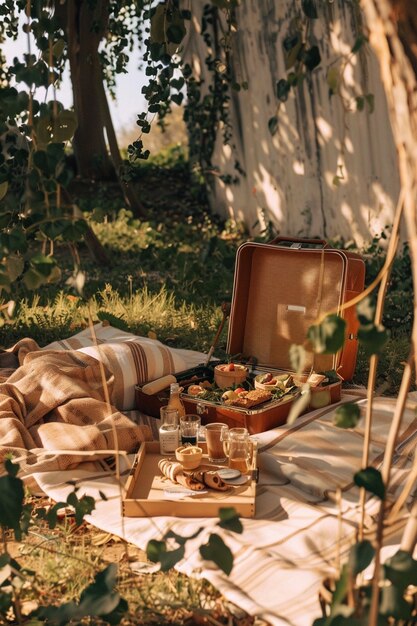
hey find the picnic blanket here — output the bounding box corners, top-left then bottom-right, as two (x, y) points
(34, 395), (417, 626)
(0, 326), (415, 625)
(0, 324), (207, 476)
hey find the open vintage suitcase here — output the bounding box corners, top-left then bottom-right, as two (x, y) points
(135, 236), (365, 434)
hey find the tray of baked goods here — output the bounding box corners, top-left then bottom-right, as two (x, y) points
(135, 361), (342, 434)
(122, 440), (258, 518)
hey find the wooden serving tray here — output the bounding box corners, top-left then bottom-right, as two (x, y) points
(122, 442), (257, 518)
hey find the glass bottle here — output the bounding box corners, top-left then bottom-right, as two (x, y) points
(167, 382), (186, 418)
(159, 406), (180, 455)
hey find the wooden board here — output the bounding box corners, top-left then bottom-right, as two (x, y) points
(122, 442), (257, 518)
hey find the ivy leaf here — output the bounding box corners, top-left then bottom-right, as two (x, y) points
(379, 584), (412, 619)
(302, 45), (321, 71)
(30, 253), (56, 277)
(352, 33), (368, 53)
(218, 507), (243, 534)
(301, 0), (318, 19)
(356, 297), (374, 325)
(356, 96), (365, 111)
(357, 323), (389, 356)
(0, 466), (25, 540)
(146, 540), (185, 571)
(384, 550), (417, 592)
(348, 540), (375, 576)
(333, 403), (361, 429)
(200, 533), (233, 575)
(23, 268), (45, 290)
(5, 254), (24, 282)
(330, 563), (349, 609)
(354, 467), (385, 500)
(365, 93), (375, 113)
(307, 314), (346, 355)
(276, 79), (290, 102)
(283, 32), (303, 70)
(268, 116), (278, 136)
(147, 539), (166, 563)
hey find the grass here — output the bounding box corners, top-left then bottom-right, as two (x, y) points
(7, 508), (229, 625)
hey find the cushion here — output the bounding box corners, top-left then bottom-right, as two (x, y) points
(44, 324), (207, 410)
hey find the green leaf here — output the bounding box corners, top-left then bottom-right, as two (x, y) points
(354, 467), (385, 500)
(333, 403), (361, 429)
(0, 181), (8, 201)
(351, 34), (368, 53)
(355, 96), (365, 111)
(97, 311), (129, 332)
(41, 220), (67, 240)
(307, 314), (346, 355)
(330, 563), (349, 609)
(356, 297), (375, 325)
(0, 472), (25, 539)
(5, 255), (24, 282)
(348, 540), (375, 576)
(166, 24), (186, 45)
(22, 268), (45, 290)
(164, 527), (203, 546)
(218, 507), (243, 534)
(357, 323), (389, 356)
(379, 584), (412, 619)
(200, 533), (233, 575)
(4, 458), (19, 477)
(283, 33), (303, 70)
(365, 93), (375, 114)
(52, 38), (65, 59)
(303, 45), (321, 71)
(30, 253), (56, 277)
(384, 550), (417, 592)
(159, 545), (185, 571)
(301, 0), (318, 19)
(276, 79), (290, 102)
(53, 110), (78, 142)
(268, 116), (278, 136)
(146, 539), (184, 571)
(62, 219), (88, 242)
(7, 228), (27, 253)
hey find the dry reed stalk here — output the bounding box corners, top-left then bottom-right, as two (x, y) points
(359, 1), (417, 624)
(357, 188), (403, 541)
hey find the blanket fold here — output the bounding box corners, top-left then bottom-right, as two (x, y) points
(0, 340), (151, 477)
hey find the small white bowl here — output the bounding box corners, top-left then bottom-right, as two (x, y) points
(175, 445), (203, 470)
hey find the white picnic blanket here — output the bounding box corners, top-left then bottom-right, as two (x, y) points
(33, 393), (417, 626)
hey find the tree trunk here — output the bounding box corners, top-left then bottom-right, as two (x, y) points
(66, 0), (115, 180)
(63, 0), (145, 217)
(183, 1), (401, 245)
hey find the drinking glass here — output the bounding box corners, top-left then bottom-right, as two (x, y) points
(179, 414), (201, 446)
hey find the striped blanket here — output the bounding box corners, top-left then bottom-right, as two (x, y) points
(34, 394), (417, 626)
(0, 324), (207, 476)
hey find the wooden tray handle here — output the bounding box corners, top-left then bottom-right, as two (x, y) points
(269, 235), (330, 249)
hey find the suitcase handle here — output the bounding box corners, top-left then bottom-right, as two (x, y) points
(269, 236), (330, 249)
